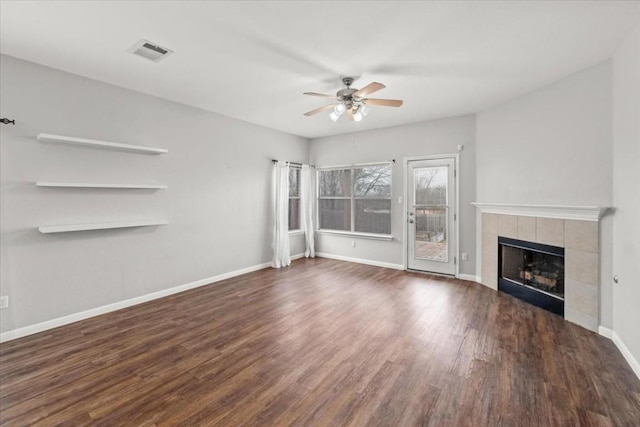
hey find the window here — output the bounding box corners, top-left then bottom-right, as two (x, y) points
(288, 167), (300, 230)
(354, 165), (392, 234)
(318, 163), (392, 235)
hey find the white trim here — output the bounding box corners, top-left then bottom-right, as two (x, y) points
(315, 229), (393, 241)
(599, 326), (640, 380)
(598, 326), (614, 339)
(477, 278), (497, 290)
(402, 159), (408, 270)
(315, 163), (393, 239)
(404, 154), (458, 162)
(403, 154), (460, 277)
(289, 229), (305, 236)
(455, 154), (460, 278)
(316, 252), (404, 270)
(315, 161), (393, 170)
(471, 202), (610, 222)
(608, 330), (640, 380)
(459, 274), (481, 283)
(0, 254), (305, 343)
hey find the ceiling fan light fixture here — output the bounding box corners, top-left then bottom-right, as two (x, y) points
(303, 77), (403, 122)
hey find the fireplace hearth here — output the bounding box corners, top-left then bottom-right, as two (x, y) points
(498, 236), (564, 316)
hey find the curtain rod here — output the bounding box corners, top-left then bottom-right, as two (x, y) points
(271, 159), (315, 168)
(315, 160), (395, 170)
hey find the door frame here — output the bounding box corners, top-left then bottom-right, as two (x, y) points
(402, 154), (460, 278)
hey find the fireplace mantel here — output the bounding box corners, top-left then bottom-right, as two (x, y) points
(472, 202), (611, 222)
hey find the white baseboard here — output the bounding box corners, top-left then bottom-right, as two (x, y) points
(315, 254), (481, 279)
(315, 252), (404, 271)
(0, 254), (305, 343)
(474, 276), (497, 290)
(598, 326), (614, 339)
(599, 326), (640, 380)
(610, 330), (640, 380)
(6, 252), (637, 382)
(459, 274), (481, 283)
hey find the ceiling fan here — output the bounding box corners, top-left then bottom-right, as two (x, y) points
(303, 77), (403, 122)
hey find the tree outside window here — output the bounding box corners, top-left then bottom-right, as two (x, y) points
(318, 164), (391, 235)
(289, 168), (300, 230)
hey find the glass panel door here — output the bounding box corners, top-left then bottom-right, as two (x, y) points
(407, 158), (456, 275)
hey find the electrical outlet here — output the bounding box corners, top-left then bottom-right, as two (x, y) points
(461, 252), (468, 261)
(0, 296), (8, 309)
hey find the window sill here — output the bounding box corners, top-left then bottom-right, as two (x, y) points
(315, 229), (393, 241)
(289, 230), (305, 236)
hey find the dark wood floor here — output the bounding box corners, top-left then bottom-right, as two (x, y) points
(1, 258), (639, 426)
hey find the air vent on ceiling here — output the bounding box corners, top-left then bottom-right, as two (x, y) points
(128, 39), (173, 62)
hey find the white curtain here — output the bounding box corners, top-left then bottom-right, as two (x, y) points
(272, 161), (291, 268)
(300, 165), (315, 258)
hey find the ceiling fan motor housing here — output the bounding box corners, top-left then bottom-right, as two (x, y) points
(337, 88), (358, 99)
(342, 77), (354, 87)
(337, 78), (359, 109)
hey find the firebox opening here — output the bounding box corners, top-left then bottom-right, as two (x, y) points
(498, 237), (565, 316)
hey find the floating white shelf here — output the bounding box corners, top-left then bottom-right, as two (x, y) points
(36, 182), (167, 190)
(38, 220), (168, 234)
(37, 133), (168, 154)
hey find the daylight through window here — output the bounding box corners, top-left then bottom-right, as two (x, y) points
(318, 163), (392, 235)
(289, 167), (300, 230)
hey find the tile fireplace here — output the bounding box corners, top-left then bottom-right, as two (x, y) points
(473, 203), (609, 332)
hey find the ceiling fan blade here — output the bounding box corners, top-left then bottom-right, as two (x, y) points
(303, 92), (337, 99)
(353, 82), (385, 98)
(363, 98), (403, 107)
(304, 104), (334, 116)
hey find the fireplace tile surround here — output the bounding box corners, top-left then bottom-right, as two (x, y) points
(476, 204), (607, 332)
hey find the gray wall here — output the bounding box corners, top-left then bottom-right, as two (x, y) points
(476, 61), (614, 328)
(0, 55), (308, 334)
(309, 115), (477, 275)
(612, 21), (640, 369)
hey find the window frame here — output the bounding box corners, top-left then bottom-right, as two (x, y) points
(316, 162), (393, 240)
(288, 167), (301, 232)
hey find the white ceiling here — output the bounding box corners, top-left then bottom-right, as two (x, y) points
(2, 1), (639, 139)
